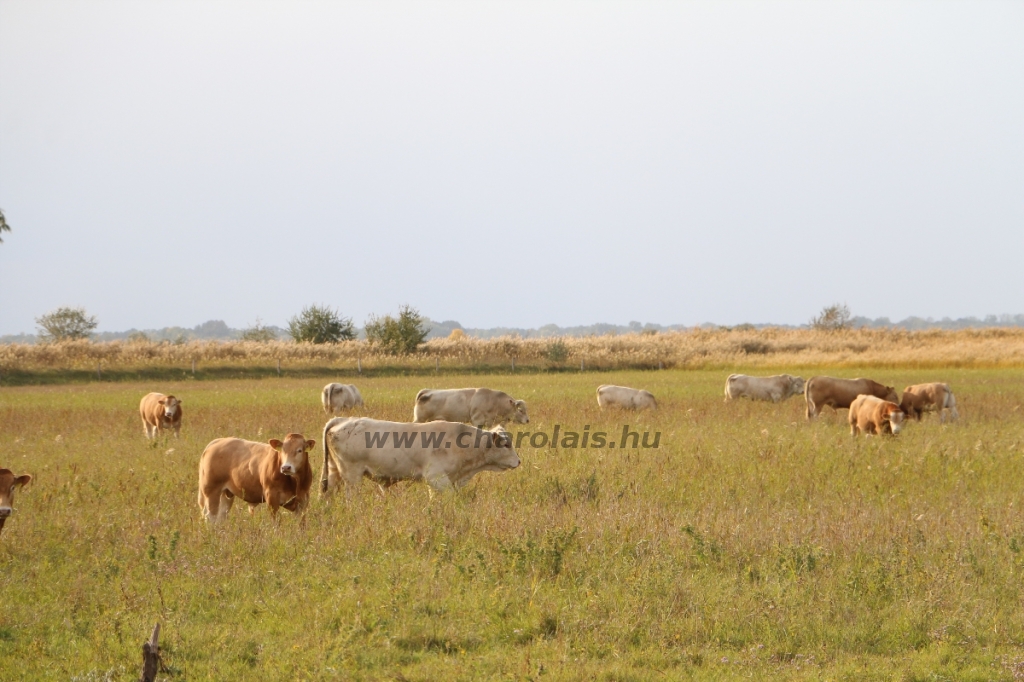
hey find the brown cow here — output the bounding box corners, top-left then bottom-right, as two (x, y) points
(139, 392), (183, 439)
(0, 469), (32, 535)
(804, 376), (898, 419)
(900, 383), (959, 423)
(197, 434), (315, 523)
(849, 395), (906, 436)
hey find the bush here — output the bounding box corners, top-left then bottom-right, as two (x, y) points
(811, 304), (852, 332)
(287, 305), (354, 344)
(35, 306), (98, 342)
(545, 339), (569, 364)
(241, 319), (277, 342)
(365, 305), (429, 355)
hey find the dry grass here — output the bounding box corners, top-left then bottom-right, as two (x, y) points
(3, 328), (1024, 380)
(2, 368), (1024, 679)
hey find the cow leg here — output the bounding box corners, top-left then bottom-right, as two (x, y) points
(201, 489), (220, 522)
(343, 470), (364, 498)
(806, 399), (816, 420)
(144, 421), (154, 439)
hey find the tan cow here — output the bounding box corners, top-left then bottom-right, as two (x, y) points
(0, 469), (32, 535)
(900, 383), (959, 423)
(804, 376), (898, 419)
(413, 388), (529, 428)
(724, 374), (805, 403)
(139, 392), (183, 439)
(596, 385), (657, 410)
(321, 417), (520, 495)
(322, 383), (364, 414)
(849, 395), (906, 436)
(197, 433), (315, 522)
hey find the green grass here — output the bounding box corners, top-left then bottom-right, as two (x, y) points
(2, 369), (1024, 679)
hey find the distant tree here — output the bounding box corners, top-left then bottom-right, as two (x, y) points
(811, 303), (852, 332)
(36, 306), (98, 341)
(365, 305), (429, 355)
(127, 331), (150, 344)
(0, 208), (9, 243)
(448, 328), (466, 340)
(241, 318), (277, 342)
(288, 305), (354, 344)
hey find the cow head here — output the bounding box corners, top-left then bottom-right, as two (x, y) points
(270, 434), (315, 477)
(788, 376), (806, 396)
(511, 399), (529, 424)
(0, 469), (32, 527)
(883, 403), (906, 435)
(883, 387), (899, 403)
(642, 391), (658, 409)
(159, 396), (181, 419)
(486, 427), (520, 469)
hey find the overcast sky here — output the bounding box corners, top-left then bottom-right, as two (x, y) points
(1, 1), (1021, 335)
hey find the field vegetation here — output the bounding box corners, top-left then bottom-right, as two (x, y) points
(2, 368), (1024, 679)
(3, 328), (1024, 386)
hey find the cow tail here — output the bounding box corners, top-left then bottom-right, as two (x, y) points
(321, 417), (343, 495)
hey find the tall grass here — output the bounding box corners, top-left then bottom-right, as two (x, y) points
(2, 369), (1024, 678)
(2, 328), (1024, 382)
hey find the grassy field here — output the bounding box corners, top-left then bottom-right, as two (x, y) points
(2, 368), (1024, 680)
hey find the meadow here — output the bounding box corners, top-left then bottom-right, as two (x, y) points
(2, 368), (1024, 680)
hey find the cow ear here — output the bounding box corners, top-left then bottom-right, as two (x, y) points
(15, 474), (31, 488)
(158, 398), (166, 405)
(305, 439), (316, 451)
(269, 439), (283, 450)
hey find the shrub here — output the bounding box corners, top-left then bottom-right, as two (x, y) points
(35, 306), (98, 342)
(287, 305), (354, 344)
(241, 319), (277, 342)
(365, 305), (429, 355)
(545, 339), (569, 364)
(811, 304), (852, 332)
(449, 328), (466, 340)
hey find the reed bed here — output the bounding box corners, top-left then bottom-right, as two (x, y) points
(3, 328), (1024, 377)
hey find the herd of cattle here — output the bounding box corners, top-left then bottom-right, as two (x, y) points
(0, 375), (958, 533)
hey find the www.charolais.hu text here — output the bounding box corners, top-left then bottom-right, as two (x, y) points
(364, 425), (661, 449)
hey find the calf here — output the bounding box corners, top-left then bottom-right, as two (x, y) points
(900, 383), (959, 423)
(724, 374), (805, 403)
(804, 376), (898, 419)
(849, 395), (906, 436)
(413, 388), (529, 428)
(322, 417), (520, 495)
(597, 385), (657, 410)
(139, 392), (183, 439)
(0, 469), (32, 535)
(198, 433), (315, 522)
(322, 383), (364, 414)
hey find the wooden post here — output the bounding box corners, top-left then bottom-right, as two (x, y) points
(139, 622), (160, 682)
(658, 361), (663, 370)
(357, 356), (362, 374)
(511, 357), (515, 372)
(191, 358), (196, 375)
(435, 357), (439, 372)
(581, 358), (585, 372)
(97, 362), (102, 380)
(276, 358), (281, 376)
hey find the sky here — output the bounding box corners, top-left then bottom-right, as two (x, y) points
(1, 1), (1022, 335)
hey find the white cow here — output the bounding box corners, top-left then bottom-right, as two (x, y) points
(596, 385), (657, 410)
(321, 417), (520, 494)
(322, 383), (364, 414)
(413, 388), (529, 428)
(724, 374), (805, 403)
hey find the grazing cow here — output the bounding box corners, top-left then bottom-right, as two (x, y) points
(322, 383), (364, 414)
(804, 376), (898, 420)
(321, 417), (520, 495)
(596, 385), (657, 410)
(724, 374), (805, 403)
(900, 383), (959, 423)
(849, 395), (906, 436)
(0, 469), (32, 535)
(197, 433), (315, 522)
(413, 388), (529, 428)
(139, 392), (183, 439)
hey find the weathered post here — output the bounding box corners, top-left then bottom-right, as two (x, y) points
(435, 357), (439, 372)
(97, 362), (102, 380)
(276, 358), (281, 376)
(191, 358), (196, 375)
(581, 358), (585, 372)
(357, 356), (362, 374)
(139, 622), (160, 682)
(511, 357), (515, 372)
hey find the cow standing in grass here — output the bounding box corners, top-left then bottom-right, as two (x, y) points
(198, 434), (315, 522)
(413, 388), (529, 428)
(321, 417), (520, 495)
(597, 385), (657, 410)
(900, 383), (959, 423)
(0, 469), (32, 535)
(804, 377), (898, 420)
(724, 374), (805, 403)
(849, 395), (906, 436)
(322, 383), (364, 414)
(139, 392), (183, 439)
